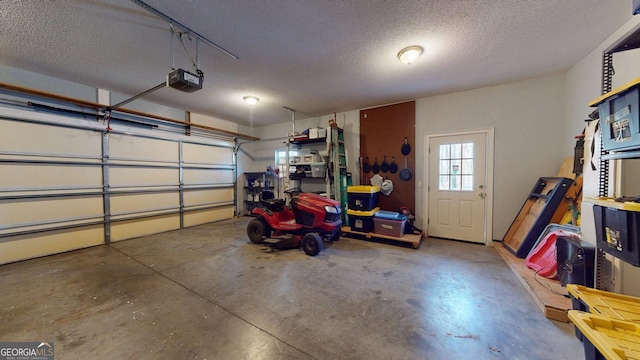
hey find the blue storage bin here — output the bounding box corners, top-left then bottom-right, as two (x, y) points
(373, 212), (406, 238)
(374, 210), (407, 221)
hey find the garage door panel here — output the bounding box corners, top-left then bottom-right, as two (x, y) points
(0, 164), (102, 189)
(183, 169), (233, 184)
(110, 192), (179, 214)
(109, 167), (177, 186)
(183, 188), (233, 206)
(1, 197), (103, 227)
(110, 215), (180, 241)
(0, 104), (236, 264)
(0, 121), (101, 157)
(183, 143), (232, 165)
(0, 226), (105, 265)
(109, 134), (179, 163)
(184, 207), (234, 227)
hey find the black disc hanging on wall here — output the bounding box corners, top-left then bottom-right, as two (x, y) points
(389, 157), (398, 174)
(363, 156), (371, 173)
(372, 157), (380, 174)
(381, 156), (389, 173)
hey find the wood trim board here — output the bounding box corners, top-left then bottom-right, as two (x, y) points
(341, 226), (423, 249)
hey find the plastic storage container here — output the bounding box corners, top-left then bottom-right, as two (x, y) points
(568, 310), (640, 360)
(567, 284), (640, 324)
(373, 211), (406, 238)
(567, 284), (640, 342)
(309, 162), (326, 178)
(590, 197), (640, 266)
(347, 207), (379, 233)
(347, 186), (380, 211)
(589, 78), (640, 152)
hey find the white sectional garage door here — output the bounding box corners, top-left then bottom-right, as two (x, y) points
(0, 105), (235, 264)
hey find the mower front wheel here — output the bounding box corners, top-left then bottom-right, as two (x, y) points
(247, 218), (271, 244)
(301, 233), (323, 256)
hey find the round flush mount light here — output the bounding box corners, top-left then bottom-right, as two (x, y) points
(243, 96), (259, 106)
(397, 46), (424, 64)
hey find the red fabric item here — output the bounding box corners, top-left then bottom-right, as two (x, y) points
(525, 230), (569, 279)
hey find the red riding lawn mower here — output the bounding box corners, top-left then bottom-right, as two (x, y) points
(246, 189), (343, 256)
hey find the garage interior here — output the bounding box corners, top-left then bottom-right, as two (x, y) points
(2, 1), (640, 359)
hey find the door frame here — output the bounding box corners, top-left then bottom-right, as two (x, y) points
(424, 128), (495, 246)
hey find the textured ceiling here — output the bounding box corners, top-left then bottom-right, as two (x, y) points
(0, 0), (634, 128)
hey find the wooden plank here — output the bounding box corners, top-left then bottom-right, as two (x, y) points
(341, 226), (423, 249)
(512, 200), (546, 247)
(503, 198), (547, 253)
(503, 178), (570, 256)
(503, 199), (535, 247)
(557, 156), (576, 179)
(495, 243), (572, 322)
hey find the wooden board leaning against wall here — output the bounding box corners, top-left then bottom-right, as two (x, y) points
(360, 101), (416, 214)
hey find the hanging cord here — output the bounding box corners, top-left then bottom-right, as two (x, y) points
(534, 268), (569, 298)
(171, 24), (203, 77)
(532, 248), (570, 298)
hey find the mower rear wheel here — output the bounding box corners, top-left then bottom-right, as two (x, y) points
(247, 218), (270, 244)
(301, 233), (323, 256)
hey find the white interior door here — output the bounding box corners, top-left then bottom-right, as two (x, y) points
(428, 132), (488, 243)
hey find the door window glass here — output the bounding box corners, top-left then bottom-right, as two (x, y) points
(439, 143), (473, 191)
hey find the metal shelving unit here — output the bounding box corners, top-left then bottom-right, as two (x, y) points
(277, 128), (348, 221)
(594, 22), (640, 291)
(243, 172), (274, 215)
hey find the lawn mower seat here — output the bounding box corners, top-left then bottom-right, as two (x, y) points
(260, 190), (285, 211)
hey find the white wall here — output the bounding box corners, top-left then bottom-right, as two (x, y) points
(0, 64), (96, 102)
(416, 75), (567, 239)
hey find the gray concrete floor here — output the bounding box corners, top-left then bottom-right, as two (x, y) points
(0, 217), (584, 359)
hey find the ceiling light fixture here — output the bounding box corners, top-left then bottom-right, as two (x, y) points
(397, 46), (424, 64)
(243, 96), (259, 106)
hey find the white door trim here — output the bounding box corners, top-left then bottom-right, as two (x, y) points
(424, 128), (494, 246)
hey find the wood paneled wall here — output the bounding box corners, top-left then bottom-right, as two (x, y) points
(360, 101), (415, 213)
